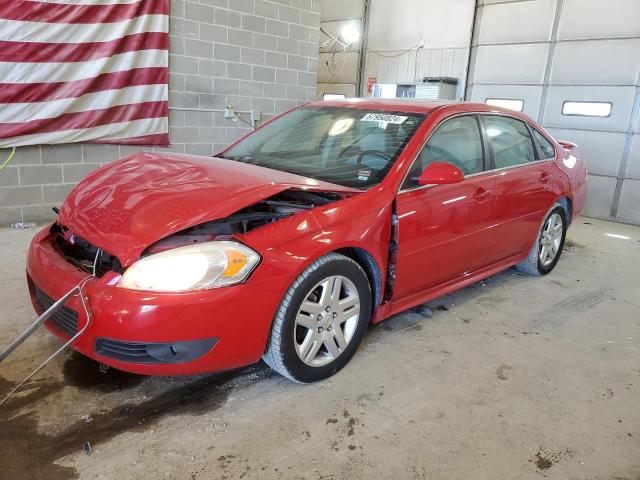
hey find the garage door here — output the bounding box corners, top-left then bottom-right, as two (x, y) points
(466, 0), (640, 225)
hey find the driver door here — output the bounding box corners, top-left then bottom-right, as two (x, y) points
(393, 115), (496, 300)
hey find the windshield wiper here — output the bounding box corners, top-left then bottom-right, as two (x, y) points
(217, 154), (258, 163)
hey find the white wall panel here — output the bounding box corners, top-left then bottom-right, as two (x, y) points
(367, 0), (475, 50)
(625, 135), (640, 179)
(583, 175), (618, 219)
(558, 0), (640, 40)
(317, 52), (359, 83)
(616, 180), (640, 224)
(478, 0), (556, 44)
(550, 39), (640, 86)
(320, 0), (363, 22)
(473, 44), (549, 84)
(543, 86), (636, 132)
(547, 128), (626, 177)
(468, 84), (543, 119)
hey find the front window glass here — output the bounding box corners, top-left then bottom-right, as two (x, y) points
(483, 116), (536, 169)
(221, 107), (424, 189)
(403, 115), (484, 189)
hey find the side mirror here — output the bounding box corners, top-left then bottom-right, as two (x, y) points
(418, 162), (464, 185)
(558, 140), (577, 150)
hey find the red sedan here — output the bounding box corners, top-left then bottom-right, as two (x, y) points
(27, 100), (587, 382)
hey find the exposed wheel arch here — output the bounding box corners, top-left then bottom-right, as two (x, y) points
(334, 247), (383, 310)
(262, 252), (372, 382)
(516, 203), (567, 276)
(262, 246), (384, 356)
(557, 196), (573, 225)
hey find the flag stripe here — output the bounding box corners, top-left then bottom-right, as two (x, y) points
(0, 49), (167, 84)
(0, 32), (168, 63)
(0, 67), (167, 104)
(0, 14), (167, 43)
(95, 132), (170, 146)
(0, 0), (169, 147)
(0, 1), (168, 24)
(0, 101), (167, 139)
(0, 117), (169, 148)
(35, 1), (143, 5)
(1, 84), (168, 123)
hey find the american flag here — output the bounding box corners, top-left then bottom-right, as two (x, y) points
(0, 0), (170, 148)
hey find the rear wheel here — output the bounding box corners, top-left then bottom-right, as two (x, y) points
(263, 253), (371, 383)
(516, 205), (567, 276)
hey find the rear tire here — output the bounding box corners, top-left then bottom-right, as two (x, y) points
(515, 205), (567, 276)
(263, 253), (371, 383)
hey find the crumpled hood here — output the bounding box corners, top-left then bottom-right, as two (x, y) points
(58, 152), (358, 266)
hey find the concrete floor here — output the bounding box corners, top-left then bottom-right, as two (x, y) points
(0, 218), (638, 480)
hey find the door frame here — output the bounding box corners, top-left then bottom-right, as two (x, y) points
(388, 110), (559, 316)
(397, 111), (559, 197)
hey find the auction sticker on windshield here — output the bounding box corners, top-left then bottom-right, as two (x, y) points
(361, 113), (408, 124)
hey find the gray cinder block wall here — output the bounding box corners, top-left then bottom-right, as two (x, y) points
(0, 0), (320, 225)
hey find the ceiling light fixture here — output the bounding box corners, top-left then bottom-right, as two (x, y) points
(340, 23), (360, 45)
(320, 22), (360, 52)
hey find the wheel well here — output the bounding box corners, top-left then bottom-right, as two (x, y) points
(557, 196), (573, 225)
(334, 247), (383, 307)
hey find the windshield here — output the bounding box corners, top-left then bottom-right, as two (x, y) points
(221, 107), (425, 189)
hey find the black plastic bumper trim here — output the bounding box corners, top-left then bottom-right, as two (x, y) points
(94, 337), (218, 364)
(34, 286), (79, 338)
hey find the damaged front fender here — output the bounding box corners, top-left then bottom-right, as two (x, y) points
(56, 152), (360, 267)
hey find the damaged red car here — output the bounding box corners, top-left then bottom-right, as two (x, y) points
(26, 100), (587, 382)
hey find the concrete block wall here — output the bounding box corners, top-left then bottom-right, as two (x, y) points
(0, 0), (321, 226)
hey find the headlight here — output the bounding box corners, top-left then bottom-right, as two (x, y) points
(118, 241), (260, 292)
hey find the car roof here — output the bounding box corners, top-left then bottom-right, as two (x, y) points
(306, 98), (522, 117)
(306, 98), (453, 114)
(305, 98), (539, 127)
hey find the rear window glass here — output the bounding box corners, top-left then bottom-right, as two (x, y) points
(483, 116), (536, 169)
(531, 129), (555, 159)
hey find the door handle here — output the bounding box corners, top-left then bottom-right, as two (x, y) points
(473, 188), (492, 201)
(539, 173), (554, 184)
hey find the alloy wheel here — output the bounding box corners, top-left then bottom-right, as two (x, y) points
(539, 212), (563, 267)
(294, 275), (360, 367)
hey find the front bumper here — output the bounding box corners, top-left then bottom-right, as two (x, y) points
(26, 227), (287, 375)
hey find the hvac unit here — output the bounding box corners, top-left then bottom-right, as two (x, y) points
(372, 77), (458, 100)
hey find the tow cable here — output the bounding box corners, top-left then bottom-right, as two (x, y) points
(0, 275), (94, 407)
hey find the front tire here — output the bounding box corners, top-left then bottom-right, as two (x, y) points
(515, 205), (567, 276)
(263, 253), (372, 383)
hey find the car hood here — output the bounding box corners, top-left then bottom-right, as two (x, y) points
(58, 152), (359, 266)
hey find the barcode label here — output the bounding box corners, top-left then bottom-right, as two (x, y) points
(360, 113), (408, 124)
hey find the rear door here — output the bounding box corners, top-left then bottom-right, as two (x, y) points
(480, 114), (558, 264)
(393, 115), (496, 299)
